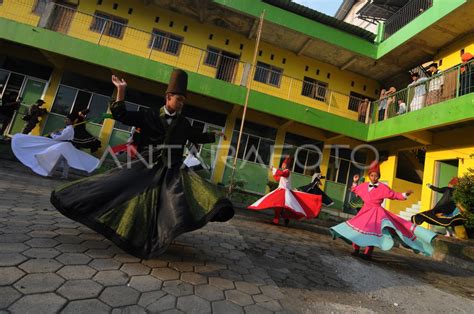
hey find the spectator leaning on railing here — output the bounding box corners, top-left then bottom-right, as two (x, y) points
(396, 99), (407, 115)
(377, 89), (387, 121)
(357, 98), (369, 123)
(425, 63), (444, 106)
(384, 86), (397, 119)
(407, 72), (428, 112)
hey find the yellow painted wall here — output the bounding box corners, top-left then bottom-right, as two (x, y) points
(1, 0), (380, 121)
(390, 178), (422, 214)
(0, 0), (40, 27)
(435, 34), (474, 70)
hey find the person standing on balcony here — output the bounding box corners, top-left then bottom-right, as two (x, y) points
(330, 161), (437, 260)
(248, 156), (322, 226)
(407, 72), (428, 112)
(425, 63), (444, 106)
(460, 52), (474, 96)
(377, 89), (387, 121)
(0, 92), (20, 135)
(50, 69), (234, 259)
(396, 99), (407, 115)
(357, 98), (369, 123)
(21, 99), (48, 134)
(384, 87), (397, 119)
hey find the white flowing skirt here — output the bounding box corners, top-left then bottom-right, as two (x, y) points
(12, 134), (100, 176)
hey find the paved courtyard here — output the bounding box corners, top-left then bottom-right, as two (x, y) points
(1, 159), (474, 313)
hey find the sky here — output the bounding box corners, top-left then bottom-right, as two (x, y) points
(292, 0), (344, 16)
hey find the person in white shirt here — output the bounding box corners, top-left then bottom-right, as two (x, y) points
(425, 63), (444, 106)
(397, 99), (407, 115)
(11, 116), (99, 178)
(407, 72), (429, 111)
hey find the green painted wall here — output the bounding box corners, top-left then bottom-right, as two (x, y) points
(377, 0), (467, 58)
(212, 0), (377, 58)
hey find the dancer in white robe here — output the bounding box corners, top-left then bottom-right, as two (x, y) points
(11, 119), (100, 178)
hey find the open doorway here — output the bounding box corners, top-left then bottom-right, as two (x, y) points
(432, 159), (459, 206)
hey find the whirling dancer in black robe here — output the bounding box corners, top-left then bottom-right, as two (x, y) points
(68, 109), (102, 153)
(298, 167), (334, 207)
(51, 69), (234, 259)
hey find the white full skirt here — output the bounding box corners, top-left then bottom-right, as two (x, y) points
(12, 134), (100, 176)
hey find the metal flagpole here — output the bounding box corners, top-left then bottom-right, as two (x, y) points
(228, 10), (265, 195)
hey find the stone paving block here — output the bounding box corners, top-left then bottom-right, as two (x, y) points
(0, 253), (27, 266)
(212, 300), (244, 314)
(89, 258), (123, 271)
(57, 279), (103, 300)
(1, 227), (31, 234)
(82, 240), (110, 249)
(114, 254), (141, 263)
(177, 295), (211, 313)
(54, 228), (80, 236)
(128, 275), (163, 292)
(242, 274), (266, 285)
(159, 310), (184, 314)
(56, 253), (92, 265)
(195, 284), (225, 301)
(252, 293), (273, 303)
(141, 259), (168, 268)
(93, 270), (129, 286)
(138, 290), (166, 307)
(225, 289), (254, 306)
(244, 304), (273, 314)
(19, 258), (62, 273)
(22, 248), (61, 259)
(100, 286), (140, 307)
(28, 224), (58, 231)
(57, 265), (97, 280)
(78, 233), (105, 241)
(162, 280), (194, 297)
(180, 272), (207, 285)
(0, 243), (30, 253)
(24, 238), (59, 248)
(219, 270), (243, 281)
(14, 273), (64, 294)
(151, 267), (180, 281)
(120, 263), (151, 276)
(111, 305), (147, 314)
(169, 261), (195, 272)
(208, 277), (235, 289)
(146, 294), (176, 312)
(55, 243), (87, 253)
(54, 235), (84, 244)
(85, 248), (116, 258)
(0, 233), (31, 243)
(0, 286), (21, 308)
(259, 285), (285, 299)
(27, 230), (57, 238)
(257, 300), (283, 312)
(61, 299), (110, 314)
(235, 281), (262, 295)
(8, 293), (66, 314)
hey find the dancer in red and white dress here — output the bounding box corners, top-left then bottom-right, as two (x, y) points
(248, 156), (322, 225)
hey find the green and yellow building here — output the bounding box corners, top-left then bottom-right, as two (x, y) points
(0, 0), (473, 217)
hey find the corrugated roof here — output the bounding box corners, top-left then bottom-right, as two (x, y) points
(262, 0), (376, 42)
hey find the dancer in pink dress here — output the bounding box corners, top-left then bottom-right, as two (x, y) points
(248, 156), (322, 225)
(330, 162), (437, 260)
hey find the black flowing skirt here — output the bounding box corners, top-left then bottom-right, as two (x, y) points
(50, 159), (234, 259)
(73, 126), (101, 153)
(411, 210), (465, 227)
(298, 183), (334, 206)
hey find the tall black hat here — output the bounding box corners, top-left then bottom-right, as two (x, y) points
(165, 69), (188, 96)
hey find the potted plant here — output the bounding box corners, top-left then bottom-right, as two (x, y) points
(453, 168), (474, 238)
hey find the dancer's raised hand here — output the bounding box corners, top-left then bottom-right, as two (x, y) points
(112, 75), (127, 89)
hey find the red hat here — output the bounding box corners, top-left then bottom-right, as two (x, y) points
(461, 53), (473, 63)
(449, 177), (459, 186)
(282, 155), (293, 167)
(368, 161), (380, 176)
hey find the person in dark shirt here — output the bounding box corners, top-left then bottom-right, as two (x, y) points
(0, 92), (20, 135)
(22, 99), (47, 134)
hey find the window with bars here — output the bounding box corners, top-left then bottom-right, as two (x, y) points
(90, 11), (128, 39)
(348, 91), (372, 112)
(254, 62), (283, 87)
(149, 29), (183, 55)
(229, 131), (274, 165)
(301, 76), (328, 102)
(204, 47), (220, 67)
